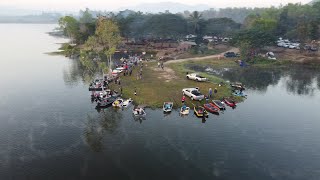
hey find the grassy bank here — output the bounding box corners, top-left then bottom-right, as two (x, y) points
(109, 59), (242, 109)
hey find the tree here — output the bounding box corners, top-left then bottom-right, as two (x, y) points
(58, 16), (79, 44)
(189, 11), (202, 35)
(204, 18), (241, 36)
(143, 13), (188, 38)
(232, 28), (276, 60)
(78, 8), (96, 43)
(79, 8), (94, 24)
(85, 17), (121, 73)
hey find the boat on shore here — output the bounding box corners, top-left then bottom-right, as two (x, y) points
(233, 91), (247, 97)
(194, 106), (208, 118)
(230, 82), (245, 90)
(112, 98), (124, 107)
(223, 98), (237, 107)
(212, 100), (226, 110)
(122, 98), (133, 107)
(203, 103), (220, 114)
(163, 102), (173, 113)
(133, 107), (146, 116)
(96, 96), (117, 108)
(180, 106), (190, 115)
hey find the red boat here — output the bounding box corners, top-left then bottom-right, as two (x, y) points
(223, 98), (237, 107)
(203, 103), (220, 113)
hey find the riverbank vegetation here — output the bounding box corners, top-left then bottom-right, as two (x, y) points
(57, 2), (320, 66)
(108, 60), (238, 109)
(54, 2), (320, 107)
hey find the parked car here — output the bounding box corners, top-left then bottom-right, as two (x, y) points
(186, 73), (207, 82)
(277, 42), (285, 47)
(266, 52), (276, 60)
(224, 52), (237, 58)
(182, 88), (204, 101)
(283, 43), (290, 48)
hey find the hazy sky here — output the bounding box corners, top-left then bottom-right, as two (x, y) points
(0, 0), (311, 11)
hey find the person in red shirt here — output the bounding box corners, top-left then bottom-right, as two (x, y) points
(182, 95), (186, 103)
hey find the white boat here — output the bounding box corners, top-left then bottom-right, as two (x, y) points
(180, 106), (190, 115)
(132, 108), (146, 116)
(112, 69), (122, 74)
(112, 98), (124, 107)
(163, 102), (173, 113)
(116, 67), (126, 71)
(122, 98), (133, 107)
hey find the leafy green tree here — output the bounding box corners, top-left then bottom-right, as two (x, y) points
(85, 17), (121, 73)
(204, 18), (241, 36)
(79, 8), (94, 24)
(143, 13), (188, 38)
(58, 16), (79, 44)
(189, 11), (202, 35)
(232, 28), (276, 60)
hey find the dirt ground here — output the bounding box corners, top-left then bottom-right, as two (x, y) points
(150, 45), (319, 82)
(151, 66), (178, 82)
(264, 46), (320, 63)
(152, 47), (239, 82)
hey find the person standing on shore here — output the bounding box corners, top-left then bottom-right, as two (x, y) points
(214, 88), (218, 96)
(209, 88), (212, 98)
(182, 95), (186, 103)
(205, 96), (209, 103)
(134, 87), (137, 96)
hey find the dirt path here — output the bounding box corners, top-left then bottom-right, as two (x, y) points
(165, 47), (239, 64)
(150, 47), (239, 82)
(151, 66), (178, 82)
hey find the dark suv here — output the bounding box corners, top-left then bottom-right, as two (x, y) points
(224, 52), (237, 58)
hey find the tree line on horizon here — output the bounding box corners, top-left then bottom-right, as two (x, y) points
(58, 2), (320, 62)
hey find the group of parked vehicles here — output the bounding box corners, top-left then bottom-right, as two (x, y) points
(89, 68), (246, 120)
(277, 38), (318, 51)
(277, 38), (301, 49)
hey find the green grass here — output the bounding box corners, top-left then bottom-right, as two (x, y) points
(109, 59), (243, 108)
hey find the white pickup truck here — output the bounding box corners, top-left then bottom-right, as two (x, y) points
(186, 73), (207, 82)
(182, 88), (205, 101)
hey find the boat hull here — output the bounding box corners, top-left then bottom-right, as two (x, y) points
(194, 106), (208, 117)
(180, 107), (190, 115)
(204, 103), (220, 113)
(212, 100), (226, 110)
(163, 102), (173, 113)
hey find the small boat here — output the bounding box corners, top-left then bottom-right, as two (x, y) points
(89, 79), (103, 91)
(203, 103), (220, 113)
(133, 107), (146, 116)
(233, 91), (247, 97)
(96, 97), (116, 108)
(112, 98), (124, 107)
(116, 67), (126, 71)
(212, 100), (226, 110)
(180, 106), (190, 115)
(163, 102), (173, 113)
(223, 98), (237, 107)
(230, 82), (245, 90)
(122, 98), (133, 107)
(112, 69), (122, 75)
(194, 106), (208, 118)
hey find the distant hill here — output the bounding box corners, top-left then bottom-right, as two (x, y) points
(119, 2), (213, 13)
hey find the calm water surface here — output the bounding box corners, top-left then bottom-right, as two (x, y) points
(1, 24), (320, 180)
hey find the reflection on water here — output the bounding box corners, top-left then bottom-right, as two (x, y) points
(1, 24), (320, 180)
(190, 64), (320, 96)
(84, 108), (123, 152)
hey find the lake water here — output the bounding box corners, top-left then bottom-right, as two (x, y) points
(1, 24), (320, 180)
